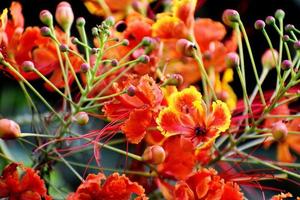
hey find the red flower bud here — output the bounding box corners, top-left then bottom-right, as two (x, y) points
(271, 121), (288, 141)
(74, 112), (89, 126)
(142, 145), (166, 165)
(39, 10), (53, 27)
(0, 119), (21, 139)
(55, 1), (74, 32)
(22, 61), (35, 72)
(226, 52), (240, 68)
(176, 39), (196, 57)
(222, 9), (240, 27)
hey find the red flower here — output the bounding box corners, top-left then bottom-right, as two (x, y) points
(104, 75), (163, 143)
(157, 86), (231, 148)
(174, 168), (244, 200)
(0, 163), (52, 200)
(67, 172), (147, 200)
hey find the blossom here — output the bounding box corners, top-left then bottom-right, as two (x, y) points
(0, 2), (83, 90)
(103, 75), (163, 144)
(271, 192), (293, 200)
(0, 163), (52, 200)
(157, 86), (231, 149)
(67, 172), (147, 200)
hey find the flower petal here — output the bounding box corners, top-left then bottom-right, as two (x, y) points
(209, 100), (231, 132)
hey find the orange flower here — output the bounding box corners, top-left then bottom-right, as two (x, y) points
(83, 0), (133, 19)
(174, 168), (244, 200)
(271, 192), (293, 200)
(67, 172), (147, 200)
(157, 86), (231, 148)
(0, 2), (83, 90)
(0, 163), (52, 200)
(104, 75), (163, 144)
(158, 136), (196, 180)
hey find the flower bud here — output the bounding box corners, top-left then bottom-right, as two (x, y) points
(76, 17), (86, 27)
(127, 85), (136, 97)
(271, 121), (288, 141)
(142, 145), (165, 165)
(254, 20), (265, 30)
(22, 61), (35, 72)
(265, 16), (275, 26)
(55, 1), (74, 32)
(217, 91), (229, 101)
(71, 37), (79, 44)
(0, 119), (21, 139)
(39, 10), (53, 27)
(285, 24), (295, 32)
(294, 41), (300, 51)
(40, 26), (51, 37)
(141, 37), (154, 47)
(115, 21), (127, 32)
(176, 39), (196, 57)
(59, 44), (68, 52)
(261, 49), (279, 69)
(92, 27), (99, 36)
(80, 63), (89, 73)
(164, 74), (184, 86)
(282, 35), (290, 42)
(122, 39), (129, 46)
(91, 48), (98, 54)
(104, 16), (115, 27)
(275, 9), (285, 20)
(111, 59), (118, 67)
(74, 112), (89, 126)
(222, 9), (240, 27)
(138, 55), (150, 64)
(281, 60), (292, 70)
(226, 52), (240, 68)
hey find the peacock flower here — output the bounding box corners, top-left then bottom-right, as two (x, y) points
(0, 163), (52, 200)
(67, 172), (147, 200)
(157, 86), (231, 149)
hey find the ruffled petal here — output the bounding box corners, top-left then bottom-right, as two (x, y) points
(208, 100), (231, 132)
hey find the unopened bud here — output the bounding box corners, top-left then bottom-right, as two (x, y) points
(294, 41), (300, 51)
(281, 60), (292, 70)
(74, 112), (89, 126)
(22, 61), (35, 72)
(176, 39), (196, 57)
(40, 26), (51, 37)
(226, 52), (240, 68)
(138, 55), (150, 64)
(71, 37), (79, 44)
(55, 1), (74, 32)
(0, 119), (21, 139)
(104, 16), (115, 27)
(285, 24), (295, 32)
(222, 9), (240, 27)
(91, 48), (98, 54)
(92, 27), (99, 36)
(254, 20), (265, 30)
(115, 21), (127, 32)
(59, 44), (68, 52)
(39, 10), (53, 27)
(76, 17), (86, 27)
(141, 37), (153, 47)
(271, 121), (288, 141)
(165, 74), (184, 86)
(282, 35), (290, 42)
(122, 39), (129, 46)
(127, 85), (136, 96)
(217, 91), (229, 101)
(265, 16), (275, 26)
(80, 63), (89, 73)
(111, 59), (118, 67)
(275, 9), (285, 20)
(142, 145), (166, 165)
(261, 49), (279, 69)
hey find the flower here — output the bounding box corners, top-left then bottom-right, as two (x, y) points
(0, 163), (52, 200)
(157, 86), (231, 149)
(103, 75), (163, 144)
(67, 172), (147, 200)
(271, 192), (293, 200)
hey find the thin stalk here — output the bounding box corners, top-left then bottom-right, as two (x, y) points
(249, 67), (270, 105)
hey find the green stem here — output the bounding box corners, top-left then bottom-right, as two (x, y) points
(21, 133), (57, 138)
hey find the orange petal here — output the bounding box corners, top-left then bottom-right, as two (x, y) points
(277, 142), (295, 163)
(174, 181), (195, 200)
(208, 100), (231, 132)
